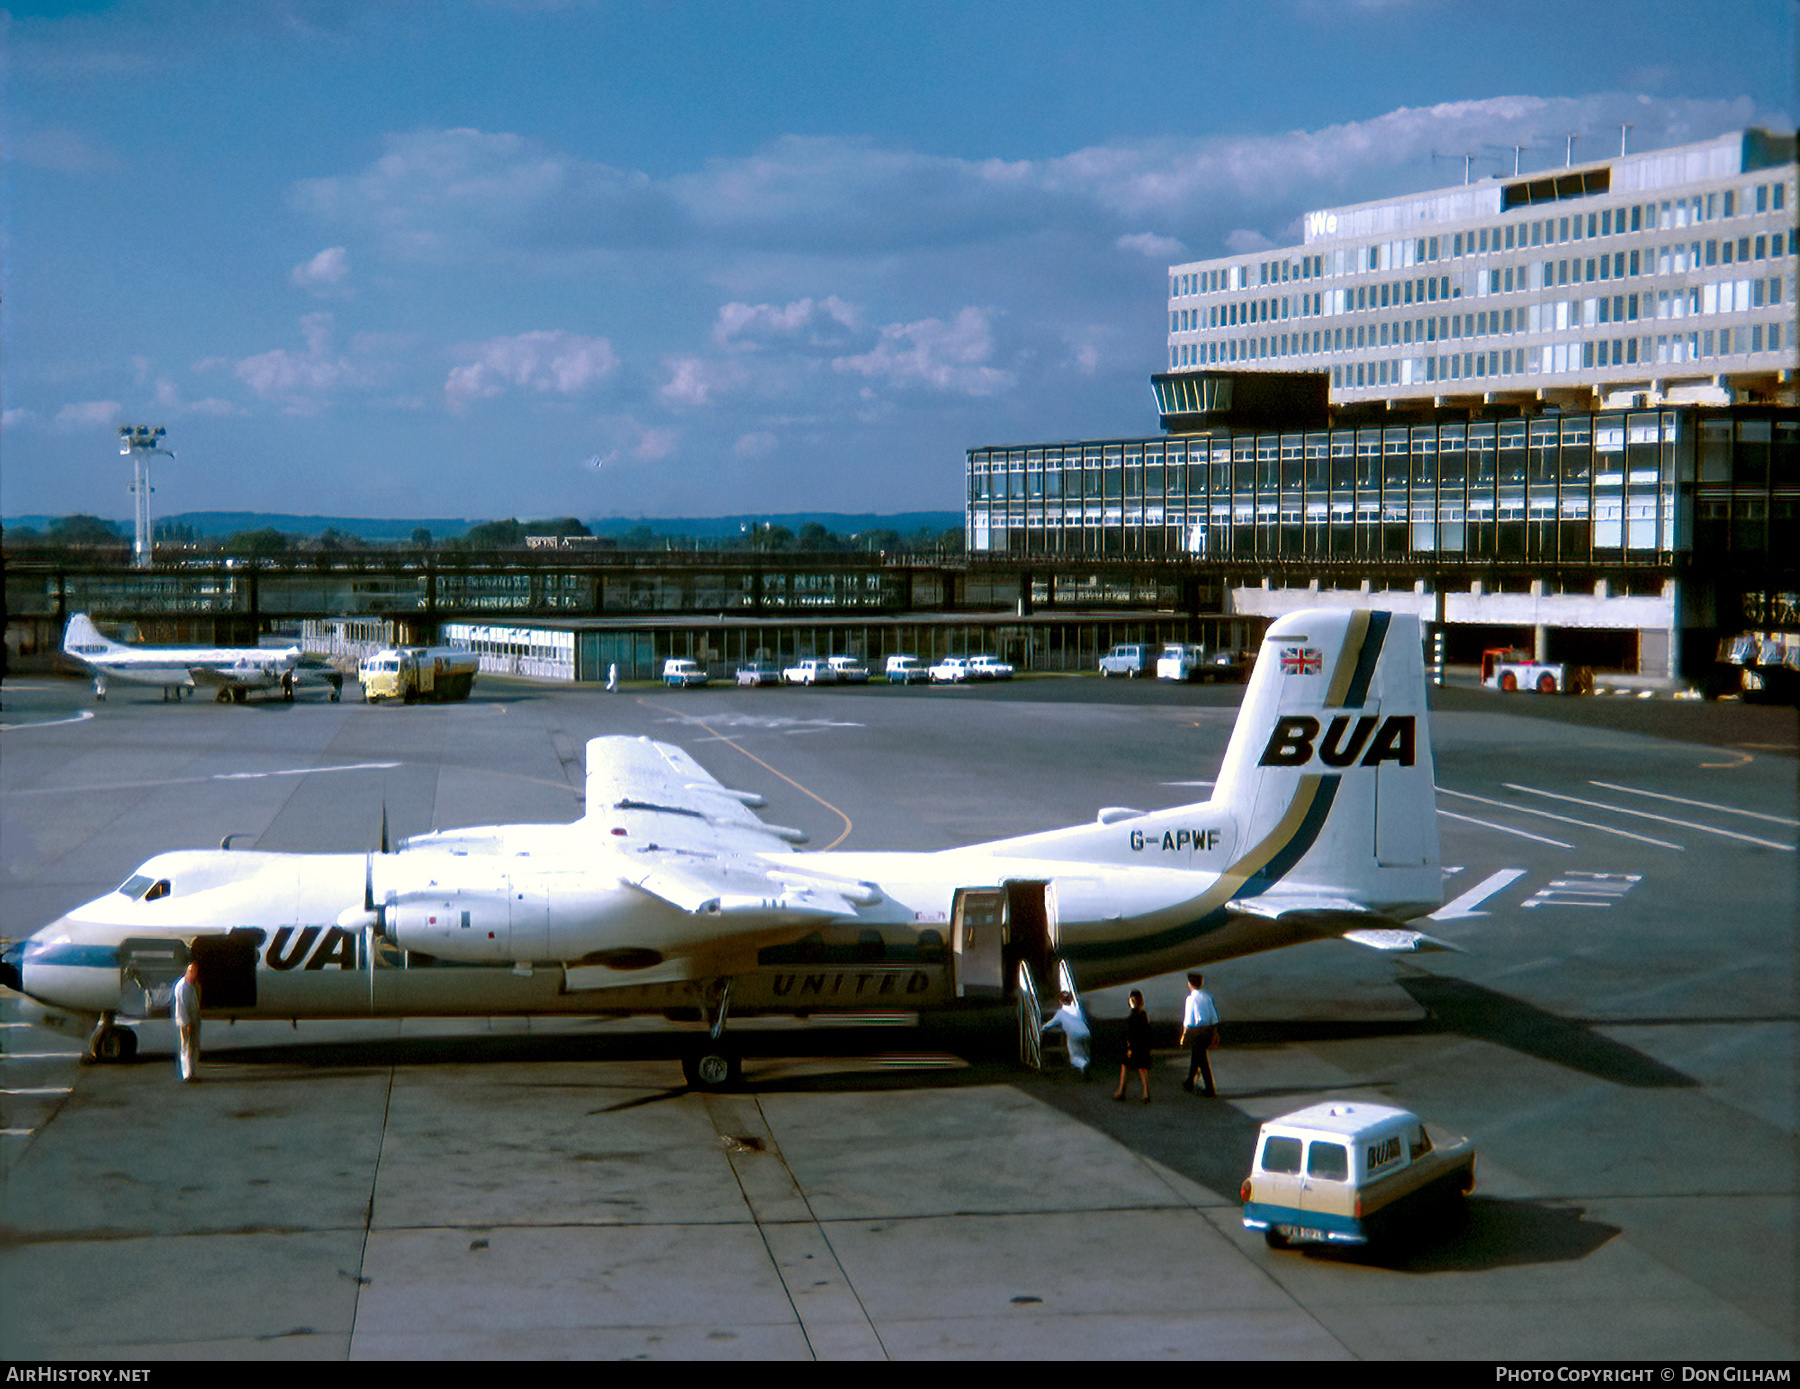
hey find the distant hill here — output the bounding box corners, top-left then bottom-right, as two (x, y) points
(4, 511), (963, 541)
(589, 512), (963, 540)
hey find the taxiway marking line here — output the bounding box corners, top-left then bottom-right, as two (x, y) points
(1430, 868), (1528, 920)
(0, 711), (96, 732)
(1, 761), (403, 797)
(1506, 784), (1795, 852)
(645, 701), (855, 852)
(0, 1053), (82, 1061)
(1, 1087), (72, 1096)
(1588, 782), (1799, 828)
(1435, 808), (1574, 849)
(1438, 788), (1683, 850)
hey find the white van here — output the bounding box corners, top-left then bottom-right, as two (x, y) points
(885, 655), (928, 684)
(662, 658), (709, 688)
(1155, 644), (1207, 681)
(1240, 1101), (1475, 1248)
(1098, 643), (1152, 677)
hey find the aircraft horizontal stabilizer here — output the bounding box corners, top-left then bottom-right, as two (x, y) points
(1222, 895), (1459, 948)
(1340, 928), (1463, 953)
(1224, 894), (1377, 922)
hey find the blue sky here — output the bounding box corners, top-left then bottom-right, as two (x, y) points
(4, 0), (1794, 524)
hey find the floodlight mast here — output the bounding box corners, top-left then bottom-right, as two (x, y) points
(118, 425), (173, 569)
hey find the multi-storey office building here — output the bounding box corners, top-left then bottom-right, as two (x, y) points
(967, 129), (1798, 680)
(1164, 129), (1795, 409)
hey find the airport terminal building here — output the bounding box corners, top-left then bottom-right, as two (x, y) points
(967, 129), (1798, 680)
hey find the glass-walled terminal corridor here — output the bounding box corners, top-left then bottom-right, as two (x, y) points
(967, 410), (1797, 561)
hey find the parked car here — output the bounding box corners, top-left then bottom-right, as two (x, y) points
(735, 659), (781, 687)
(782, 658), (838, 686)
(965, 654), (1014, 680)
(1241, 1102), (1475, 1250)
(827, 655), (871, 684)
(661, 658), (709, 688)
(885, 654), (928, 685)
(928, 656), (972, 683)
(1099, 643), (1153, 677)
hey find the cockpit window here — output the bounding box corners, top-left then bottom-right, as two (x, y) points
(118, 875), (155, 899)
(144, 879), (171, 901)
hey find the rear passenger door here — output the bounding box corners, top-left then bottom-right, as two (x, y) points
(1299, 1138), (1355, 1225)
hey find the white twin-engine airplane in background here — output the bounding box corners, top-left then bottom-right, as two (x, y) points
(60, 612), (342, 703)
(5, 608), (1445, 1087)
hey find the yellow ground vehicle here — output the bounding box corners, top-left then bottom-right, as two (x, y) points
(1241, 1102), (1475, 1249)
(358, 647), (480, 703)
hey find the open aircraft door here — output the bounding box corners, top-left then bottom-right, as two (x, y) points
(119, 937), (189, 1018)
(951, 888), (1005, 998)
(189, 929), (261, 1011)
(952, 882), (1057, 1000)
(953, 882), (1059, 1067)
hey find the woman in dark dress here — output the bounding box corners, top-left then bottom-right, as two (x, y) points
(1114, 989), (1154, 1103)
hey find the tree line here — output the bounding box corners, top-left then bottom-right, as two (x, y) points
(3, 515), (963, 559)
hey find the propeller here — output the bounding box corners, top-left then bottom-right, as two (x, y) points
(334, 802), (394, 1012)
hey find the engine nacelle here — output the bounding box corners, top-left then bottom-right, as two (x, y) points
(385, 877), (690, 964)
(387, 888), (514, 962)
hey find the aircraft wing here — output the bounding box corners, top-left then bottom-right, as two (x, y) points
(584, 736), (810, 854)
(187, 657), (296, 691)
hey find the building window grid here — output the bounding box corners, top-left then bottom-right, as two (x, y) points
(964, 413), (1740, 562)
(1167, 175), (1796, 393)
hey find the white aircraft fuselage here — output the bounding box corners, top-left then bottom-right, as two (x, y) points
(60, 612), (333, 702)
(6, 609), (1444, 1070)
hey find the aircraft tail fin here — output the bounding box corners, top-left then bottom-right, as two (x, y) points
(63, 613), (124, 656)
(1210, 608), (1440, 920)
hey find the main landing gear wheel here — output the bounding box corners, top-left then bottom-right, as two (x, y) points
(89, 1025), (138, 1064)
(682, 1046), (742, 1092)
(215, 687), (232, 704)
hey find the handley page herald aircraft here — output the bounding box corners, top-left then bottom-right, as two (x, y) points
(61, 612), (343, 703)
(5, 609), (1443, 1086)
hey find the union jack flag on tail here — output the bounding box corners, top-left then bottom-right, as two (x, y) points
(1280, 646), (1322, 676)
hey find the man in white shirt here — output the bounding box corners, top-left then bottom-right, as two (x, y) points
(172, 962), (202, 1083)
(1040, 992), (1091, 1077)
(1179, 972), (1218, 1097)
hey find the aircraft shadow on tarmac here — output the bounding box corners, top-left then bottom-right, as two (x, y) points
(168, 1019), (1627, 1273)
(1208, 968), (1701, 1091)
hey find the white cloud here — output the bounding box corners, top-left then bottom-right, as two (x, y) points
(1225, 228), (1276, 254)
(734, 431), (777, 458)
(230, 313), (365, 414)
(633, 426), (677, 461)
(54, 401), (122, 428)
(291, 98), (1775, 280)
(713, 296), (860, 349)
(1116, 231), (1185, 260)
(11, 125), (120, 174)
(291, 246), (351, 294)
(445, 330), (619, 410)
(3, 408), (35, 431)
(660, 355), (748, 408)
(833, 308), (1014, 397)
